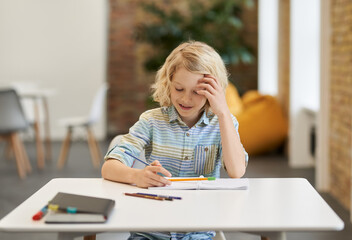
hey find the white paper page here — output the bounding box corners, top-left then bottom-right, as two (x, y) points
(199, 178), (249, 190)
(149, 178), (249, 190)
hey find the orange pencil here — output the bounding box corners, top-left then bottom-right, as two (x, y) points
(169, 177), (216, 182)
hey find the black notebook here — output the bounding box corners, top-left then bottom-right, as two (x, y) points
(45, 192), (115, 224)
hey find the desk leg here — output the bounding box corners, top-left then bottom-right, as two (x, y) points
(33, 99), (45, 169)
(57, 232), (97, 240)
(42, 97), (52, 161)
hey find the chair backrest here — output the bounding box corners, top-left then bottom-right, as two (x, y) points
(10, 81), (45, 123)
(0, 89), (29, 134)
(87, 82), (109, 125)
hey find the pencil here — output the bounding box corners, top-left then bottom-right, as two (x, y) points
(124, 193), (164, 201)
(120, 149), (150, 166)
(168, 177), (216, 182)
(136, 192), (182, 200)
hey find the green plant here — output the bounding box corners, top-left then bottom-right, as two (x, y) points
(135, 0), (255, 72)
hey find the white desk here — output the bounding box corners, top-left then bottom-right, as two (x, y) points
(0, 178), (344, 240)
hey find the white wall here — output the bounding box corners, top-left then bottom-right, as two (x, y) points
(0, 0), (108, 140)
(258, 0), (278, 96)
(258, 0), (321, 168)
(289, 0), (320, 167)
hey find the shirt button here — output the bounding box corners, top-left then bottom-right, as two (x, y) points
(186, 133), (190, 137)
(204, 147), (208, 152)
(184, 156), (189, 160)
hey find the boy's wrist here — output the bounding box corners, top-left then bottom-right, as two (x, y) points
(216, 108), (231, 120)
(130, 168), (141, 184)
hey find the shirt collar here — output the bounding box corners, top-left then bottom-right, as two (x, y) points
(168, 106), (179, 123)
(199, 110), (210, 125)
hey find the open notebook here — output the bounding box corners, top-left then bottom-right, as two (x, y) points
(149, 178), (249, 190)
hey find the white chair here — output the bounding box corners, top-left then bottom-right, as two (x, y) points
(57, 83), (108, 169)
(10, 81), (52, 168)
(102, 135), (227, 240)
(0, 89), (32, 179)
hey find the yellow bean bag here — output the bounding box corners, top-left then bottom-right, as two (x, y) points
(225, 82), (243, 116)
(226, 83), (288, 156)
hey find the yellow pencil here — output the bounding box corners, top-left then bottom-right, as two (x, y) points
(169, 177), (216, 182)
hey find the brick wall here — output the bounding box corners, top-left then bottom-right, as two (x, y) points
(107, 0), (258, 135)
(329, 0), (352, 210)
(107, 0), (145, 136)
(228, 2), (258, 95)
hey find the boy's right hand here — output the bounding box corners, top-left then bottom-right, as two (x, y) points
(134, 160), (172, 188)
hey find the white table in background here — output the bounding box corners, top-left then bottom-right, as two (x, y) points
(19, 88), (56, 168)
(0, 178), (344, 240)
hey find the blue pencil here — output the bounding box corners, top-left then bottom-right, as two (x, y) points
(120, 149), (150, 166)
(136, 192), (182, 200)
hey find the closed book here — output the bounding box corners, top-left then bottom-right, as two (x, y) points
(45, 192), (115, 224)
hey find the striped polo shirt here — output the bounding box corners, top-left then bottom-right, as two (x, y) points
(105, 106), (248, 178)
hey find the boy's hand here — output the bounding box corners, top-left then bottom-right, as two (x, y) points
(134, 160), (172, 188)
(196, 74), (229, 117)
(151, 160), (162, 167)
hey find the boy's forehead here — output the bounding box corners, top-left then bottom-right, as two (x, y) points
(172, 68), (203, 84)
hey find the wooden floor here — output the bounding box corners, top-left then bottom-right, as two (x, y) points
(0, 140), (351, 240)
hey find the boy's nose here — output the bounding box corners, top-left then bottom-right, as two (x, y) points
(181, 93), (192, 103)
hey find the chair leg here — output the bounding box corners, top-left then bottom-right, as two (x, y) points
(9, 133), (27, 179)
(4, 142), (13, 160)
(14, 133), (32, 173)
(33, 101), (45, 169)
(86, 126), (102, 169)
(57, 127), (72, 169)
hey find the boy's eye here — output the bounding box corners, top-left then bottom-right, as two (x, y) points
(193, 90), (199, 95)
(175, 88), (183, 92)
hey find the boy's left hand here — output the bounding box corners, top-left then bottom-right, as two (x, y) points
(196, 74), (229, 117)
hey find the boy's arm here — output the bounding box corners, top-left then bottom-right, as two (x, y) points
(102, 111), (172, 187)
(197, 75), (247, 178)
(101, 159), (171, 188)
(217, 111), (246, 178)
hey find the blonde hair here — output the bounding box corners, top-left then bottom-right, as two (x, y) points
(152, 41), (228, 109)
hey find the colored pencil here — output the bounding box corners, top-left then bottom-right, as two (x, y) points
(168, 177), (216, 182)
(124, 193), (165, 201)
(136, 192), (182, 200)
(120, 149), (150, 166)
